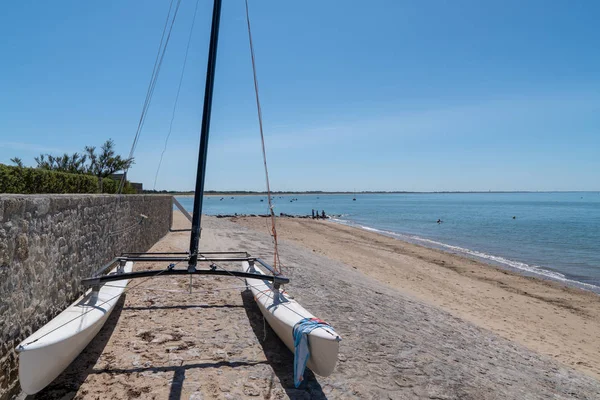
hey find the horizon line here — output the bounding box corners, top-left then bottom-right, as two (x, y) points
(144, 190), (600, 194)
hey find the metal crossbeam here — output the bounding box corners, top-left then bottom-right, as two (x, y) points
(83, 250), (289, 288)
(82, 268), (289, 286)
(122, 252), (190, 256)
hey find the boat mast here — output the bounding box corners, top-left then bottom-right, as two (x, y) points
(188, 0), (222, 270)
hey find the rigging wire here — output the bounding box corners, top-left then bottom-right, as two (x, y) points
(244, 0), (282, 273)
(153, 0), (201, 190)
(118, 0), (183, 193)
(22, 0), (322, 351)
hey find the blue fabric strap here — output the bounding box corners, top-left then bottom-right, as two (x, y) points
(292, 317), (330, 387)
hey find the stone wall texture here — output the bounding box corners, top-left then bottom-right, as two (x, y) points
(0, 194), (172, 399)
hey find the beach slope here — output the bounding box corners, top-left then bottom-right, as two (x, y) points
(234, 216), (600, 381)
(26, 213), (600, 399)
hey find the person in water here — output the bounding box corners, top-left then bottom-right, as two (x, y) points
(437, 219), (443, 224)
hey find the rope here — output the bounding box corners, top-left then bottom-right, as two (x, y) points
(118, 0), (183, 193)
(153, 0), (201, 190)
(244, 0), (282, 274)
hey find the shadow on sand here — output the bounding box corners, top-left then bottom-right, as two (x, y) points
(26, 295), (127, 400)
(90, 360), (269, 400)
(122, 303), (244, 311)
(240, 289), (328, 400)
(23, 292), (327, 399)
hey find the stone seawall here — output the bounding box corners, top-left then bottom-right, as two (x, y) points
(0, 195), (172, 399)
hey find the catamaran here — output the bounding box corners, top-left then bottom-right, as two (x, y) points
(16, 0), (340, 394)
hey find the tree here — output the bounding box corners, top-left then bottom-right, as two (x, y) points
(34, 152), (87, 174)
(85, 139), (134, 191)
(18, 138), (134, 192)
(10, 157), (23, 168)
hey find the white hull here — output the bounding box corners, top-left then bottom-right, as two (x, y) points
(243, 261), (340, 377)
(17, 262), (132, 395)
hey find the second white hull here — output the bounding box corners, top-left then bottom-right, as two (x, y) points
(244, 261), (341, 377)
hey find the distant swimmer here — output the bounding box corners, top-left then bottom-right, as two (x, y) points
(437, 219), (443, 224)
(512, 216), (516, 219)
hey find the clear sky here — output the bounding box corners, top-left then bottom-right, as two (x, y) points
(1, 0), (599, 192)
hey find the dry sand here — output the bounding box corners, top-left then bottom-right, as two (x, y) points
(26, 212), (600, 399)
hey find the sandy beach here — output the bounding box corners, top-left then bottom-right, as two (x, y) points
(26, 211), (600, 399)
(233, 216), (600, 381)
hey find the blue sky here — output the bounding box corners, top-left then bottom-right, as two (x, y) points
(1, 0), (599, 192)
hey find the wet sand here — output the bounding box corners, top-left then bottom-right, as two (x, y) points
(25, 212), (600, 399)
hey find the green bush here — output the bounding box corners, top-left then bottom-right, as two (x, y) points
(0, 164), (136, 194)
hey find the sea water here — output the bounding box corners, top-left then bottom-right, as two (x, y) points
(176, 192), (600, 292)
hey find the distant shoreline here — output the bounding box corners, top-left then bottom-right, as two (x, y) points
(153, 190), (600, 196)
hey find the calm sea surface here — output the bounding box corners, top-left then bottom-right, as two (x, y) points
(176, 193), (600, 292)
